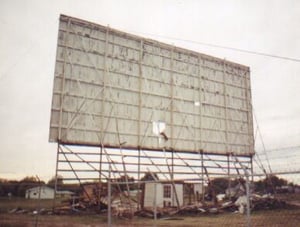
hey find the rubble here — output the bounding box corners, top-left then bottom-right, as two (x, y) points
(9, 207), (28, 214)
(251, 194), (289, 211)
(176, 204), (206, 215)
(135, 208), (161, 218)
(38, 179), (292, 218)
(5, 191), (299, 221)
(54, 191), (296, 218)
(234, 195), (248, 214)
(8, 180), (298, 220)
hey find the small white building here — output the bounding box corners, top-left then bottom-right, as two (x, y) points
(143, 181), (183, 208)
(25, 186), (55, 199)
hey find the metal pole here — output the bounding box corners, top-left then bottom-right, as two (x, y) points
(108, 165), (112, 227)
(222, 60), (229, 154)
(245, 170), (251, 227)
(250, 155), (254, 182)
(227, 154), (231, 199)
(99, 145), (103, 203)
(171, 150), (174, 181)
(153, 182), (157, 226)
(52, 143), (60, 210)
(100, 145), (103, 180)
(171, 150), (174, 206)
(34, 175), (41, 227)
(201, 151), (205, 201)
(137, 148), (141, 210)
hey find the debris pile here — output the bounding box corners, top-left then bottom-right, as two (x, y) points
(251, 194), (289, 211)
(8, 207), (53, 215)
(5, 180), (300, 219)
(51, 179), (300, 218)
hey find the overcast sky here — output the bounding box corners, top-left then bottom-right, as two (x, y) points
(0, 0), (299, 182)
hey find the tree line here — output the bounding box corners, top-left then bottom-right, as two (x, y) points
(0, 173), (297, 198)
(0, 175), (63, 197)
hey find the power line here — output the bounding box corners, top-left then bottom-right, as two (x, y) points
(0, 18), (57, 81)
(253, 170), (300, 177)
(253, 110), (273, 174)
(127, 30), (300, 63)
(0, 43), (38, 81)
(261, 145), (300, 153)
(2, 21), (300, 82)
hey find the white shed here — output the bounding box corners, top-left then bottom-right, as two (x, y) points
(143, 182), (183, 208)
(25, 186), (54, 199)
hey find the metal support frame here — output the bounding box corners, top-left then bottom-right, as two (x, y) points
(55, 145), (252, 178)
(53, 143), (253, 210)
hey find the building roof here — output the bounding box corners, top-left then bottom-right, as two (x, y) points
(26, 185), (54, 192)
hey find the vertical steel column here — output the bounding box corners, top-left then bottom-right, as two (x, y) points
(137, 148), (141, 210)
(101, 26), (109, 143)
(245, 167), (251, 227)
(170, 47), (174, 150)
(107, 166), (112, 227)
(34, 175), (41, 227)
(198, 57), (203, 149)
(53, 143), (61, 210)
(171, 151), (175, 208)
(222, 60), (229, 153)
(227, 154), (231, 198)
(99, 146), (103, 180)
(138, 40), (143, 146)
(137, 39), (143, 212)
(98, 146), (103, 203)
(171, 150), (174, 181)
(250, 155), (254, 182)
(198, 56), (205, 200)
(201, 151), (205, 201)
(153, 182), (157, 225)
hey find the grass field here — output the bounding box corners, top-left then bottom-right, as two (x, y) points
(0, 197), (54, 212)
(0, 197), (299, 226)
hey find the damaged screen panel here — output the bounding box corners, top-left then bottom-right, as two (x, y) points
(49, 15), (254, 156)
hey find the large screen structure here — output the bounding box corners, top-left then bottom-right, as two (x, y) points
(49, 15), (254, 156)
